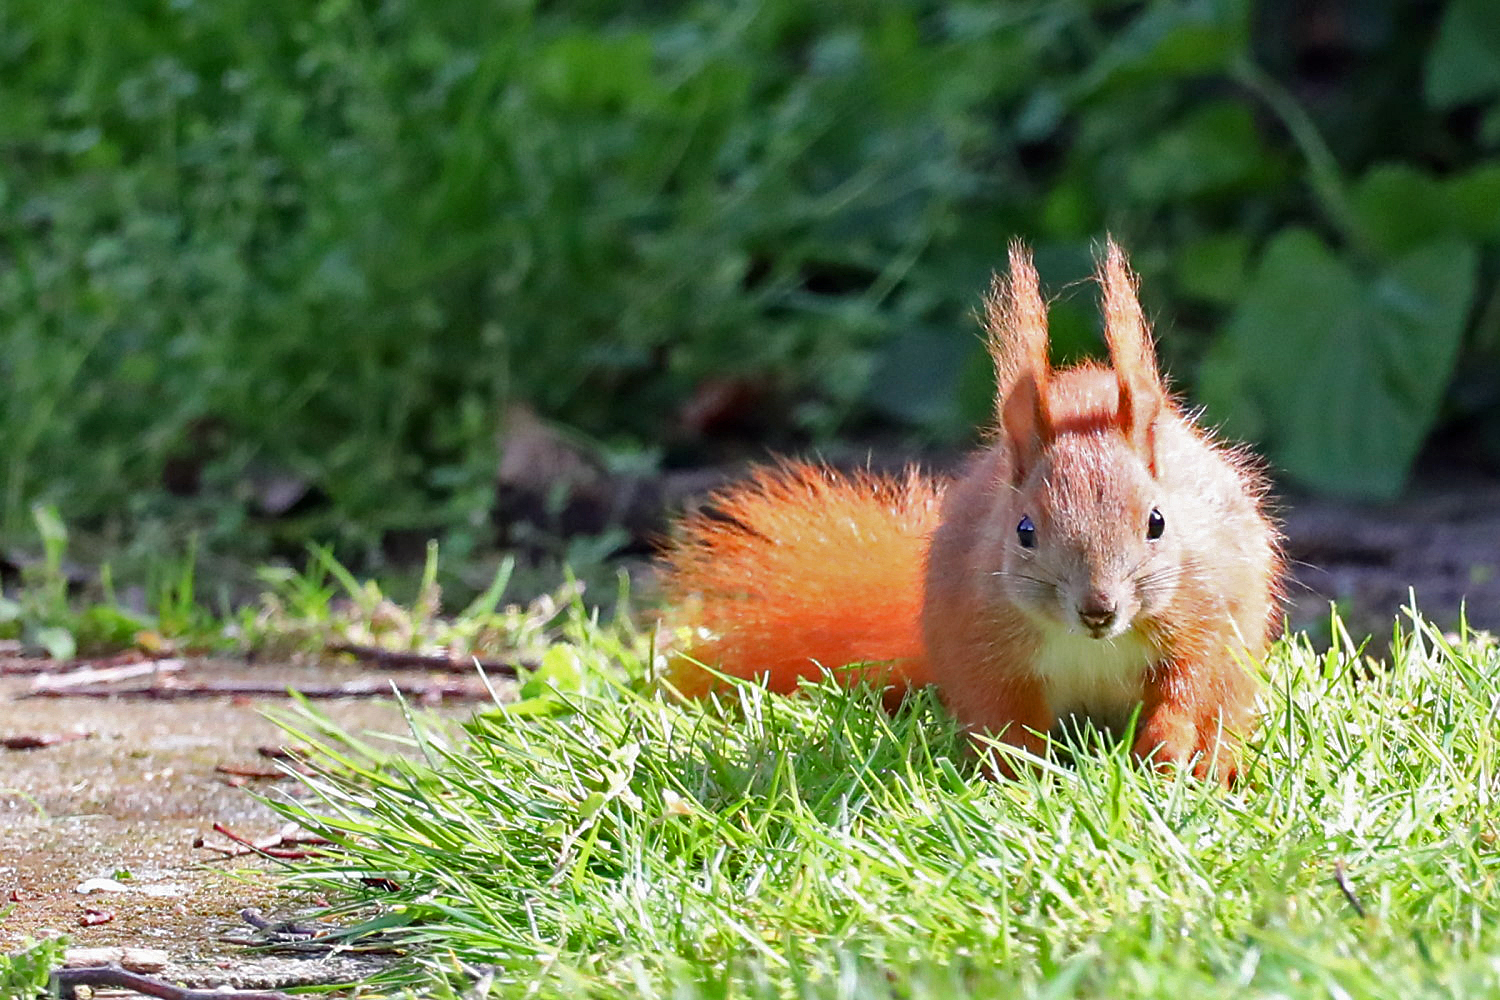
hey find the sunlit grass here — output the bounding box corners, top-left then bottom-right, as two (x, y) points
(267, 607), (1500, 998)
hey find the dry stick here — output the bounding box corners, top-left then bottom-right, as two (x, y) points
(197, 829), (328, 860)
(52, 965), (296, 1000)
(0, 652), (175, 677)
(326, 640), (528, 676)
(30, 658), (185, 691)
(208, 822), (332, 860)
(0, 659), (63, 676)
(214, 763), (302, 780)
(20, 678), (491, 701)
(1333, 859), (1368, 918)
(233, 907), (401, 955)
(239, 908), (331, 940)
(1, 730), (91, 750)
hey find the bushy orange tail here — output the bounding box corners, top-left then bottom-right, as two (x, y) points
(658, 462), (943, 697)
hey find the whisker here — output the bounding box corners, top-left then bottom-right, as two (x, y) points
(990, 570), (1060, 589)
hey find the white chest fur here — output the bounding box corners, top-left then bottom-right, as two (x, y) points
(1030, 627), (1154, 723)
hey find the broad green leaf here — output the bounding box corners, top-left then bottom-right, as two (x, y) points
(1173, 232), (1251, 305)
(1196, 334), (1263, 441)
(29, 503), (68, 563)
(507, 642), (588, 717)
(1125, 103), (1270, 206)
(1445, 164), (1500, 242)
(1040, 176), (1095, 237)
(1081, 0), (1249, 93)
(534, 32), (659, 110)
(1350, 164), (1456, 257)
(1425, 0), (1500, 109)
(1209, 229), (1476, 499)
(864, 323), (976, 435)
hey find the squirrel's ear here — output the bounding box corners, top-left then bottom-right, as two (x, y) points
(990, 241), (1053, 480)
(1002, 367), (1052, 481)
(986, 241), (1050, 419)
(1098, 237), (1163, 471)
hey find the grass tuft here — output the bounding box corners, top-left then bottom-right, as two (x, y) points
(267, 608), (1500, 998)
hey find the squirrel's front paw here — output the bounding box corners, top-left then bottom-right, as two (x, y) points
(1134, 715), (1239, 785)
(1188, 734), (1241, 786)
(1132, 712), (1196, 772)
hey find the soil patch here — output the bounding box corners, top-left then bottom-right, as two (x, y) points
(0, 659), (503, 990)
(1278, 473), (1500, 640)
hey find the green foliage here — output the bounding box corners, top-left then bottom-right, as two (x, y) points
(267, 609), (1500, 998)
(1205, 231), (1476, 497)
(0, 509), (604, 666)
(0, 506), (149, 657)
(1426, 0), (1500, 111)
(3, 0), (1499, 562)
(244, 541), (609, 668)
(0, 934), (66, 999)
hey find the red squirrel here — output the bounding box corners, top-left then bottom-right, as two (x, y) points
(659, 240), (1282, 781)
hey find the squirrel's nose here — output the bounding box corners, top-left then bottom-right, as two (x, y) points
(1078, 601), (1117, 633)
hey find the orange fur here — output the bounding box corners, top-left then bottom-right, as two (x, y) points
(659, 463), (942, 697)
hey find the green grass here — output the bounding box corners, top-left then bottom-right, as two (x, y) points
(0, 505), (594, 672)
(265, 608), (1500, 999)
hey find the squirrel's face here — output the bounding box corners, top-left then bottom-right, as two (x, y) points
(997, 431), (1178, 639)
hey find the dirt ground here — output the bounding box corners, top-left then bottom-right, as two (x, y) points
(1276, 473), (1500, 639)
(0, 660), (499, 990)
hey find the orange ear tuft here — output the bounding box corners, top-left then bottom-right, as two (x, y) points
(986, 241), (1050, 412)
(1098, 237), (1164, 467)
(988, 242), (1053, 476)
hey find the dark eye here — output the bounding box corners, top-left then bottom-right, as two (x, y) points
(1017, 515), (1037, 549)
(1147, 507), (1165, 540)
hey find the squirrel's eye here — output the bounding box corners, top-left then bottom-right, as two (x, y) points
(1147, 507), (1165, 540)
(1017, 515), (1037, 549)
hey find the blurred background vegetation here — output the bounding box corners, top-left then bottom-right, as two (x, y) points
(3, 0), (1499, 589)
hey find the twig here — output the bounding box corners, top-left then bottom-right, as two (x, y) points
(214, 763), (301, 780)
(52, 964), (296, 1000)
(30, 659), (184, 692)
(231, 907), (401, 955)
(1333, 858), (1367, 918)
(204, 822), (332, 860)
(0, 651), (174, 676)
(1, 659), (62, 676)
(1, 730), (91, 750)
(21, 677), (490, 701)
(326, 640), (528, 677)
(239, 908), (328, 939)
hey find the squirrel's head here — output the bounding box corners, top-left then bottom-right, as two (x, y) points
(985, 239), (1178, 639)
(998, 423), (1179, 639)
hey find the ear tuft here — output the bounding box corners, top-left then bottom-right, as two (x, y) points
(988, 241), (1054, 479)
(1098, 237), (1164, 467)
(986, 241), (1050, 415)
